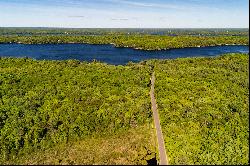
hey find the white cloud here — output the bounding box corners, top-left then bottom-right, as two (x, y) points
(68, 15), (85, 18)
(106, 0), (186, 10)
(104, 0), (223, 11)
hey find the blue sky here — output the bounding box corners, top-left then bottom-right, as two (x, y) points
(0, 0), (248, 28)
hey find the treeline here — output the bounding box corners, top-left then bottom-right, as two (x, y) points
(0, 35), (248, 50)
(0, 28), (248, 36)
(151, 53), (249, 164)
(0, 58), (152, 162)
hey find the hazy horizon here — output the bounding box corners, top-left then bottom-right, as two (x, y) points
(0, 27), (249, 29)
(0, 26), (249, 29)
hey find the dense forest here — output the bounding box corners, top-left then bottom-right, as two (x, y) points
(0, 35), (248, 50)
(151, 53), (249, 164)
(0, 58), (155, 164)
(0, 53), (248, 164)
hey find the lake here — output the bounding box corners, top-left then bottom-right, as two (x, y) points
(0, 44), (248, 65)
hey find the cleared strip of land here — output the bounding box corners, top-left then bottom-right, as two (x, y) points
(150, 72), (168, 165)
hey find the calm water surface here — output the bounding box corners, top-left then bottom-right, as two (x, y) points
(0, 44), (248, 65)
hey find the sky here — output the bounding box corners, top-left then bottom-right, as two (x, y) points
(0, 0), (249, 28)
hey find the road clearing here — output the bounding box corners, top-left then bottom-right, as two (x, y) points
(150, 71), (169, 165)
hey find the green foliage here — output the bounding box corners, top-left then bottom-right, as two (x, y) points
(0, 35), (248, 50)
(0, 53), (249, 165)
(0, 58), (152, 162)
(4, 125), (156, 165)
(151, 53), (249, 164)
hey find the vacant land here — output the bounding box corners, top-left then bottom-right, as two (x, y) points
(3, 125), (156, 165)
(0, 53), (248, 164)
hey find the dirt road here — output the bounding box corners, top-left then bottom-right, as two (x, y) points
(150, 72), (168, 165)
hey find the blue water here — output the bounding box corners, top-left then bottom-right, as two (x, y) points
(0, 44), (248, 65)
